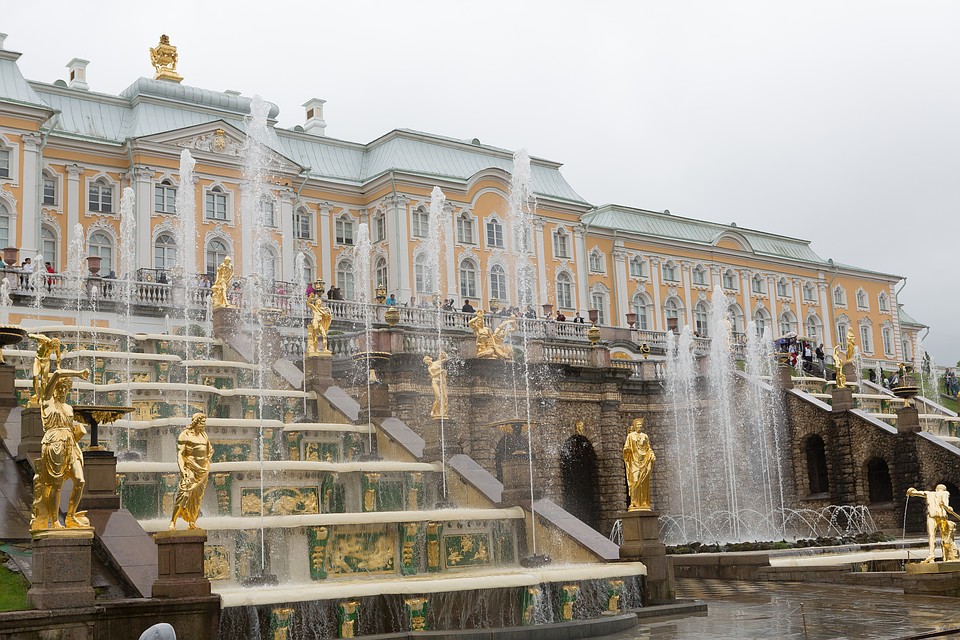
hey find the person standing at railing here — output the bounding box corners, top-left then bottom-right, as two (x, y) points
(386, 294), (397, 307)
(573, 312), (584, 324)
(44, 262), (54, 292)
(461, 299), (475, 313)
(556, 310), (566, 322)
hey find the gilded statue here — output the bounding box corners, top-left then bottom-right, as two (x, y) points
(211, 256), (234, 309)
(423, 351), (449, 419)
(469, 310), (516, 359)
(169, 413), (213, 530)
(907, 485), (960, 563)
(28, 333), (61, 406)
(845, 326), (857, 364)
(306, 293), (333, 355)
(30, 366), (91, 531)
(150, 35), (183, 82)
(832, 343), (848, 389)
(623, 418), (655, 511)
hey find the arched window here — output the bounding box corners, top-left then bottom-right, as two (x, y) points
(490, 264), (507, 301)
(153, 233), (177, 271)
(375, 256), (388, 289)
(456, 212), (474, 244)
(629, 257), (645, 278)
(833, 286), (846, 306)
(412, 207), (429, 238)
(486, 218), (503, 248)
(727, 303), (744, 335)
(882, 324), (894, 355)
(805, 315), (823, 340)
(590, 289), (608, 325)
(154, 179), (176, 214)
(258, 246), (278, 284)
(459, 258), (478, 299)
(204, 186), (228, 220)
(803, 282), (817, 302)
(694, 301), (709, 337)
(836, 318), (849, 344)
(902, 337), (913, 362)
(0, 202), (10, 248)
(878, 292), (889, 313)
(722, 269), (737, 290)
(335, 215), (354, 245)
(664, 298), (682, 331)
(866, 458), (893, 504)
(556, 272), (573, 309)
(754, 307), (771, 335)
(777, 278), (791, 298)
(205, 238), (229, 275)
(300, 253), (315, 284)
(42, 171), (57, 206)
(691, 265), (707, 286)
(41, 225), (58, 269)
(553, 229), (569, 259)
(662, 261), (679, 283)
(88, 178), (113, 213)
(414, 253), (433, 294)
(336, 259), (355, 299)
(588, 250), (603, 273)
(88, 231), (114, 274)
(295, 207), (312, 240)
(856, 288), (868, 310)
(779, 310), (797, 336)
(0, 147), (11, 179)
(752, 274), (765, 294)
(805, 435), (829, 495)
(631, 293), (651, 331)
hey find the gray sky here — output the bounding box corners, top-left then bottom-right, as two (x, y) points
(4, 1), (958, 365)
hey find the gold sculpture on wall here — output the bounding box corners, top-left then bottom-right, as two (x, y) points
(423, 351), (449, 419)
(469, 311), (516, 359)
(150, 34), (183, 83)
(30, 350), (91, 531)
(169, 412), (213, 530)
(211, 256), (234, 309)
(622, 417), (655, 511)
(306, 293), (333, 355)
(28, 334), (61, 407)
(907, 485), (960, 563)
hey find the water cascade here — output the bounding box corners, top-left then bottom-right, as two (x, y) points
(293, 252), (308, 418)
(351, 222), (374, 453)
(425, 186), (451, 499)
(28, 252), (46, 311)
(119, 187), (137, 418)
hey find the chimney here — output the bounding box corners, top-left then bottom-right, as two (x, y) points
(302, 98), (327, 136)
(66, 58), (90, 91)
(0, 34), (8, 50)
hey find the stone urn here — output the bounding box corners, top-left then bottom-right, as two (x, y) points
(588, 309), (600, 325)
(2, 247), (18, 269)
(587, 324), (602, 345)
(541, 303), (554, 318)
(0, 325), (26, 364)
(625, 312), (638, 328)
(384, 306), (400, 327)
(375, 284), (387, 305)
(86, 255), (102, 276)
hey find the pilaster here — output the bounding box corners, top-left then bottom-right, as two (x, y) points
(681, 261), (693, 328)
(387, 196), (410, 301)
(65, 164), (84, 241)
(612, 247), (628, 327)
(739, 270), (752, 319)
(319, 202), (333, 287)
(573, 225), (588, 312)
(819, 281), (834, 350)
(280, 189), (295, 281)
(19, 133), (40, 255)
(133, 166), (154, 271)
(649, 258), (662, 331)
(534, 219), (547, 306)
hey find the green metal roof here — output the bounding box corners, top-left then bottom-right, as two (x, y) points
(898, 305), (926, 328)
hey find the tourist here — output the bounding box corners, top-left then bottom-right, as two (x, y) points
(802, 342), (813, 373)
(326, 285), (336, 299)
(815, 343), (825, 374)
(573, 312), (585, 324)
(44, 261), (54, 291)
(524, 306), (536, 319)
(442, 299), (454, 312)
(386, 294), (397, 306)
(461, 299), (475, 313)
(158, 271), (168, 284)
(556, 310), (566, 322)
(305, 282), (315, 297)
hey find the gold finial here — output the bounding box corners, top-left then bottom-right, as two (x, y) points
(150, 34), (183, 83)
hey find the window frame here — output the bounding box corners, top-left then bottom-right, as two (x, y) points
(154, 179), (177, 215)
(553, 229), (570, 259)
(412, 207), (429, 239)
(459, 258), (478, 299)
(456, 213), (474, 245)
(153, 232), (178, 271)
(88, 178), (114, 214)
(490, 264), (507, 301)
(204, 186), (229, 221)
(556, 272), (573, 309)
(486, 218), (504, 249)
(88, 231), (115, 273)
(335, 215), (354, 246)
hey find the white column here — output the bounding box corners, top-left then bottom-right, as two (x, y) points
(20, 133), (41, 254)
(239, 185), (253, 276)
(681, 261), (694, 328)
(534, 219), (547, 306)
(279, 190), (295, 280)
(740, 270), (752, 320)
(767, 274), (779, 331)
(613, 248), (628, 326)
(134, 166), (153, 271)
(65, 164), (84, 241)
(318, 202), (333, 288)
(649, 258), (662, 331)
(387, 196), (410, 302)
(573, 225), (589, 313)
(792, 278), (803, 334)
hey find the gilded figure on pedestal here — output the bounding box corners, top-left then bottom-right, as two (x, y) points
(306, 293), (333, 355)
(28, 333), (60, 406)
(169, 413), (213, 530)
(423, 351), (449, 419)
(150, 34), (183, 82)
(907, 485), (960, 563)
(622, 418), (655, 511)
(211, 256), (234, 309)
(469, 310), (516, 359)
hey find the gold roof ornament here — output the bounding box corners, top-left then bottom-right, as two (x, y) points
(150, 34), (183, 83)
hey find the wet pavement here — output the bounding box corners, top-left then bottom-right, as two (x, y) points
(613, 579), (960, 639)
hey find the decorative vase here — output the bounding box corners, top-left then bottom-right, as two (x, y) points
(384, 306), (400, 327)
(86, 255), (102, 276)
(2, 247), (18, 268)
(375, 284), (387, 304)
(625, 312), (637, 328)
(588, 309), (599, 325)
(587, 324), (601, 345)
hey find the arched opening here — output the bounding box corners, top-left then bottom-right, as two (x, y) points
(866, 457), (893, 503)
(560, 435), (600, 530)
(805, 434), (829, 495)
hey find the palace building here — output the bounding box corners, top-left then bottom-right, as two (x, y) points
(0, 33), (923, 365)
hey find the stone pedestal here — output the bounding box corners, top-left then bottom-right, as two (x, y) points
(152, 529), (211, 598)
(589, 345), (611, 368)
(304, 353), (334, 393)
(27, 530), (96, 609)
(831, 387), (854, 413)
(897, 405), (921, 433)
(501, 455), (535, 506)
(777, 365), (794, 390)
(360, 379), (391, 419)
(211, 306), (240, 341)
(80, 450), (120, 511)
(903, 561), (960, 596)
(423, 417), (462, 462)
(618, 509), (675, 604)
(0, 362), (18, 407)
(17, 406), (42, 465)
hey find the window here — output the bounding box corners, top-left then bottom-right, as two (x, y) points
(205, 239), (229, 274)
(882, 326), (894, 355)
(336, 259), (355, 300)
(154, 180), (176, 214)
(662, 261), (679, 282)
(836, 321), (849, 344)
(153, 233), (177, 271)
(258, 246), (278, 284)
(295, 208), (312, 240)
(805, 435), (829, 495)
(375, 257), (388, 289)
(692, 265), (707, 286)
(0, 203), (9, 248)
(457, 213), (474, 244)
(41, 225), (57, 268)
(878, 292), (889, 313)
(335, 215), (354, 245)
(88, 232), (114, 274)
(631, 294), (650, 330)
(856, 289), (868, 310)
(805, 315), (822, 340)
(694, 301), (709, 337)
(414, 253), (433, 294)
(777, 278), (790, 297)
(833, 286), (845, 306)
(459, 259), (478, 299)
(486, 219), (503, 248)
(490, 264), (507, 300)
(727, 304), (744, 335)
(722, 269), (736, 290)
(88, 178), (113, 213)
(590, 291), (607, 325)
(803, 282), (817, 302)
(754, 308), (771, 335)
(0, 148), (9, 179)
(261, 198), (276, 227)
(866, 458), (893, 504)
(412, 207), (429, 238)
(301, 255), (315, 285)
(205, 186), (228, 220)
(664, 298), (681, 330)
(589, 250), (603, 273)
(860, 324), (872, 353)
(556, 272), (573, 309)
(374, 212), (385, 242)
(779, 311), (796, 336)
(42, 173), (56, 206)
(553, 229), (569, 259)
(629, 257), (645, 278)
(751, 274), (765, 294)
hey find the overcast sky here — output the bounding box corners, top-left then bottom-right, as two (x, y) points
(4, 1), (958, 365)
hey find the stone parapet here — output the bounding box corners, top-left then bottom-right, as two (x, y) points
(27, 531), (96, 610)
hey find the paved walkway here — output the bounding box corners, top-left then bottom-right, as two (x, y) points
(617, 579), (960, 639)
